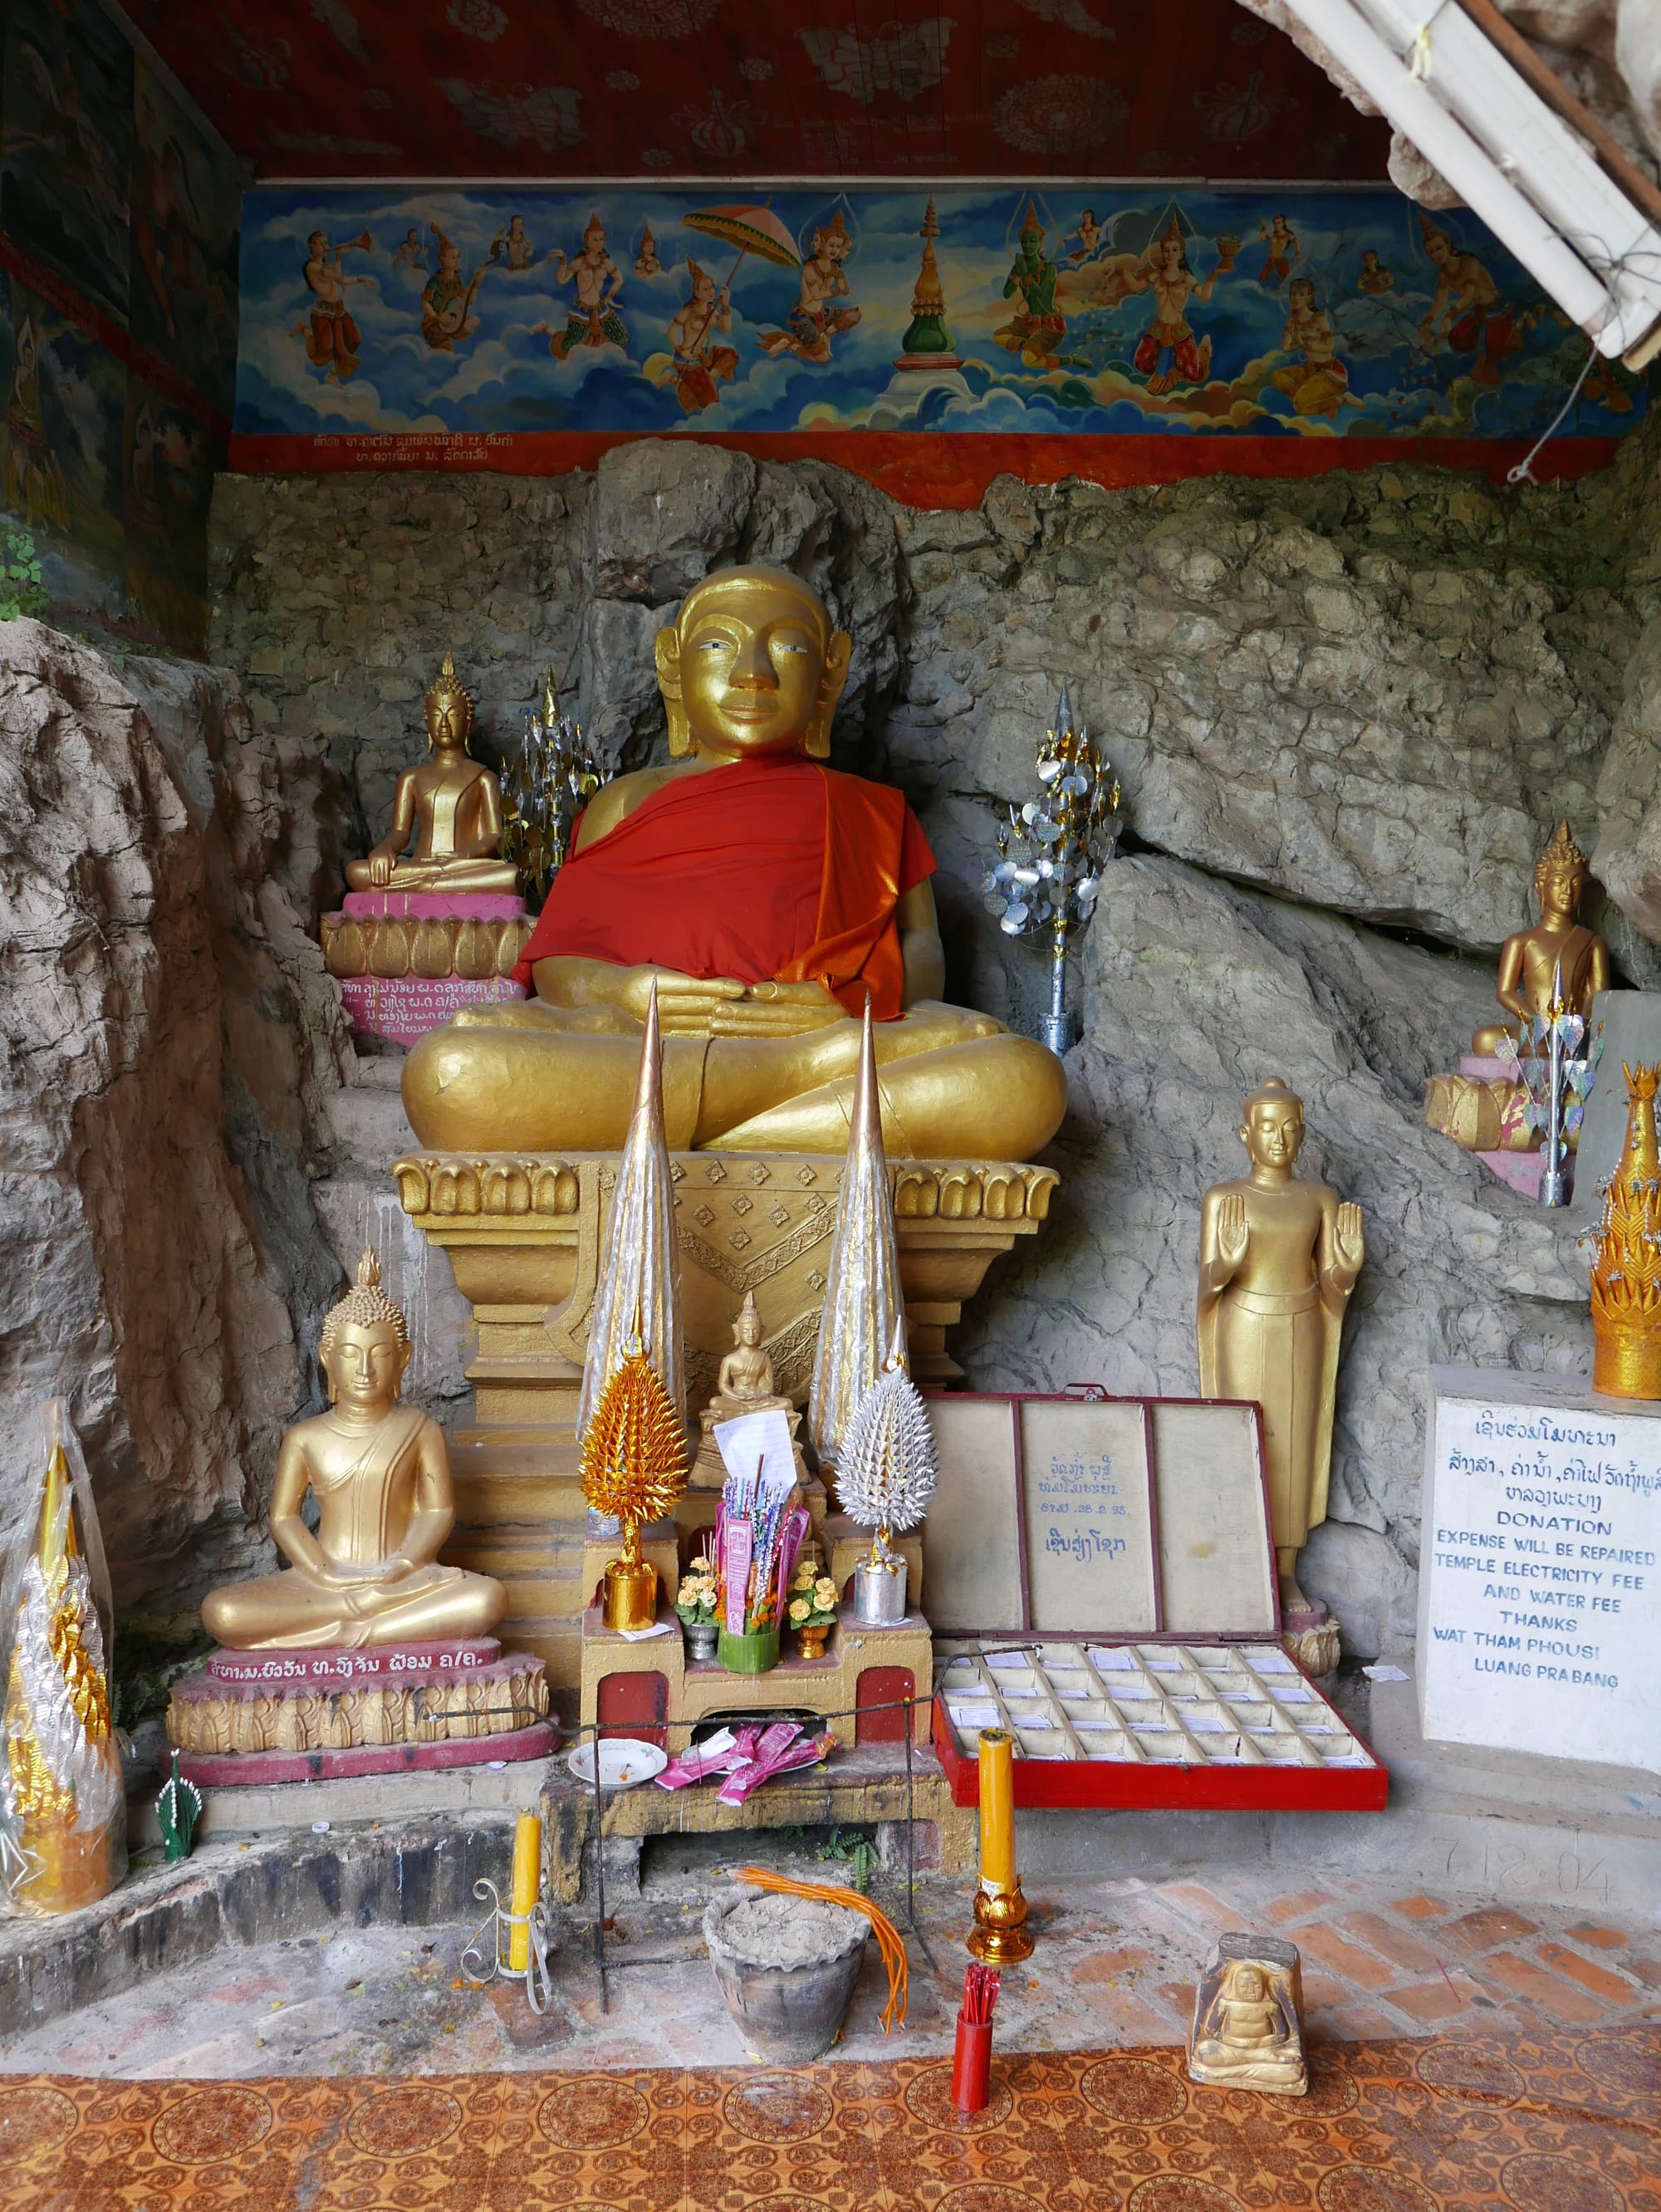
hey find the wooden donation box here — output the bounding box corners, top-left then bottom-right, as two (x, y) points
(1420, 1367), (1661, 1777)
(926, 1393), (1388, 1812)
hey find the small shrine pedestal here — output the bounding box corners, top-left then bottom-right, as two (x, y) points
(1423, 1052), (1576, 1202)
(321, 890), (532, 1047)
(165, 1636), (556, 1787)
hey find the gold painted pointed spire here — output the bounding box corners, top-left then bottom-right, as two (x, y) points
(577, 978), (685, 1436)
(808, 995), (904, 1467)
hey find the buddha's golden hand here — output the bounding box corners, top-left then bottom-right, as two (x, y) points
(1333, 1201), (1365, 1278)
(366, 851), (395, 888)
(1216, 1191), (1249, 1268)
(710, 980), (845, 1038)
(618, 966), (843, 1037)
(619, 964), (750, 1034)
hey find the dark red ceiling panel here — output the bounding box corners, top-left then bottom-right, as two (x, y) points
(123, 0), (1389, 182)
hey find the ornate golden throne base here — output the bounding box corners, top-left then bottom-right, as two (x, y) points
(392, 1150), (1057, 1688)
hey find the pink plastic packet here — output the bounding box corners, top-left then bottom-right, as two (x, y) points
(715, 1724), (833, 1807)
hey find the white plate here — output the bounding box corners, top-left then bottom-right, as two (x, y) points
(566, 1738), (669, 1791)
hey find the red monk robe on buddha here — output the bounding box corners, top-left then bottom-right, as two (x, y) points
(401, 565), (1068, 1160)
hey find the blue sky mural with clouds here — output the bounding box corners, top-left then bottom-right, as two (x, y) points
(236, 184), (1642, 449)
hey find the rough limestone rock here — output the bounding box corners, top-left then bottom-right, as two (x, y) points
(0, 624), (349, 1613)
(948, 854), (1592, 1655)
(209, 472), (590, 918)
(894, 470), (1635, 954)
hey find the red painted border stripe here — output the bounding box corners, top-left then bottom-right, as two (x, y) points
(227, 426), (1619, 508)
(0, 228), (230, 439)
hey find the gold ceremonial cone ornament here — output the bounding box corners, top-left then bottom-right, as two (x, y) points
(2, 1403), (125, 1914)
(809, 996), (904, 1469)
(1589, 1061), (1661, 1398)
(577, 982), (690, 1629)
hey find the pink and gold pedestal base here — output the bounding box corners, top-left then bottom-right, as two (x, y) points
(1423, 1053), (1576, 1201)
(321, 891), (532, 1047)
(165, 1636), (556, 1787)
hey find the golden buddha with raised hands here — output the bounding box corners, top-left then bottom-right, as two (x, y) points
(201, 1252), (507, 1650)
(1198, 1079), (1364, 1616)
(345, 653), (518, 895)
(401, 565), (1067, 1157)
(1472, 818), (1609, 1056)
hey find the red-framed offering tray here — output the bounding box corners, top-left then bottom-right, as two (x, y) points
(922, 1391), (1388, 1813)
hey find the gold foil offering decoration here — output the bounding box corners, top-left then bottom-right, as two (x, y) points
(1590, 1061), (1661, 1399)
(1, 1401), (126, 1915)
(808, 998), (904, 1469)
(580, 1322), (689, 1632)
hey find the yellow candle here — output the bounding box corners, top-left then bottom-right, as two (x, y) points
(977, 1729), (1016, 1891)
(508, 1810), (541, 1970)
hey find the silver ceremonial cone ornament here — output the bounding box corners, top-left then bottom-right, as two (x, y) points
(576, 978), (685, 1435)
(807, 996), (904, 1470)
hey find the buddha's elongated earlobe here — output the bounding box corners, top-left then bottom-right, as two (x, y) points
(655, 625), (693, 756)
(804, 630), (853, 759)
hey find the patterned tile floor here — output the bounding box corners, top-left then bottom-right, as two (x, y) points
(3, 1856), (1656, 2080)
(1, 2026), (1657, 2211)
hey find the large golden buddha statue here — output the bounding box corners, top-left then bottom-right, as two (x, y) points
(201, 1252), (507, 1650)
(400, 566), (1067, 1156)
(345, 653), (518, 895)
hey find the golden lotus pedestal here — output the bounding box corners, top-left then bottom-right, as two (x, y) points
(391, 1150), (1057, 1689)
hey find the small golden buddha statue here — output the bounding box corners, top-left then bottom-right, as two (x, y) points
(691, 1291), (808, 1489)
(1472, 818), (1609, 1056)
(1188, 1954), (1307, 2096)
(345, 654), (519, 895)
(399, 566), (1067, 1157)
(1198, 1080), (1364, 1617)
(717, 1290), (779, 1404)
(201, 1252), (507, 1650)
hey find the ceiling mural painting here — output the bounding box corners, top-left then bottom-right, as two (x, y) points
(120, 0), (1391, 181)
(233, 181), (1639, 503)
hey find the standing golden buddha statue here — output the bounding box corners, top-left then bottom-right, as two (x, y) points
(399, 565), (1067, 1159)
(323, 655), (533, 1046)
(1197, 1080), (1365, 1621)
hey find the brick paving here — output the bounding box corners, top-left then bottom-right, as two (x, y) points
(0, 1852), (1655, 2078)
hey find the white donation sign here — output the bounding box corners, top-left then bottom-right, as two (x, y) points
(1420, 1368), (1661, 1776)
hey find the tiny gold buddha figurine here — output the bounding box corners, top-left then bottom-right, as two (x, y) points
(201, 1251), (507, 1650)
(1471, 818), (1609, 1056)
(400, 565), (1067, 1157)
(692, 1289), (809, 1489)
(1198, 1079), (1364, 1618)
(1188, 1939), (1307, 2097)
(345, 654), (519, 895)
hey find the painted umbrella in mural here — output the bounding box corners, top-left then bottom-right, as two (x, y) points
(681, 203), (801, 353)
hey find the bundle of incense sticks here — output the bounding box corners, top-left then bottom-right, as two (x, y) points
(963, 1963), (1001, 2025)
(714, 1462), (806, 1635)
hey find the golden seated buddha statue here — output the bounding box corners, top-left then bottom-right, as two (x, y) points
(345, 653), (519, 895)
(1470, 818), (1608, 1057)
(400, 566), (1068, 1158)
(201, 1252), (507, 1650)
